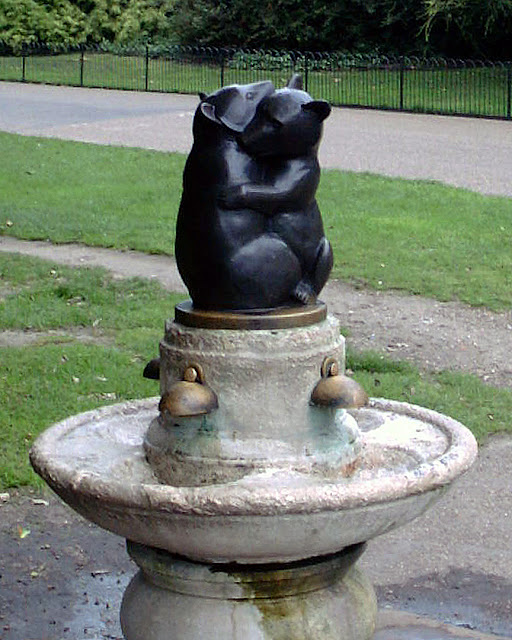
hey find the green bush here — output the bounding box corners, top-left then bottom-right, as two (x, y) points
(0, 0), (176, 50)
(1, 0), (511, 60)
(169, 0), (512, 59)
(0, 0), (88, 50)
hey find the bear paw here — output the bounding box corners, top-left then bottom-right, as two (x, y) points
(292, 281), (317, 305)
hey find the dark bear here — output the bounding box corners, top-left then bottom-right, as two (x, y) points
(175, 77), (332, 311)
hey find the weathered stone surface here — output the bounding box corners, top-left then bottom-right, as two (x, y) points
(30, 396), (477, 564)
(120, 542), (377, 640)
(148, 315), (354, 485)
(159, 315), (345, 441)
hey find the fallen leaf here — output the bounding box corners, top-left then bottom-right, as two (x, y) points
(30, 564), (46, 578)
(18, 525), (31, 539)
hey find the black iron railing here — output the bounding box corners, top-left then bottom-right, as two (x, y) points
(1, 42), (511, 120)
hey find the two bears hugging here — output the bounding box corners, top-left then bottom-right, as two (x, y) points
(176, 75), (333, 311)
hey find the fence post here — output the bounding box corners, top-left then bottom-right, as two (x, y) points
(80, 49), (85, 87)
(22, 52), (26, 82)
(399, 60), (405, 111)
(304, 53), (309, 92)
(507, 63), (512, 120)
(145, 45), (150, 91)
(220, 53), (225, 87)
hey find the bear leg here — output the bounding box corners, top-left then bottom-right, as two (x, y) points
(311, 237), (333, 294)
(291, 237), (333, 305)
(228, 235), (302, 309)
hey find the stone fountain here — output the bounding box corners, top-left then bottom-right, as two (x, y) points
(30, 77), (477, 640)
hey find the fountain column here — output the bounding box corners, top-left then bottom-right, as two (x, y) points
(121, 542), (376, 640)
(119, 301), (376, 639)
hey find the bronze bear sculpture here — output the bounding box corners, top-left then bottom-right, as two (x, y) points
(175, 76), (333, 311)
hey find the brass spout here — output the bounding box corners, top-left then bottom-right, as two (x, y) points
(159, 363), (218, 418)
(311, 356), (368, 409)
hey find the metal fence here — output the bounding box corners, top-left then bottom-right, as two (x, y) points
(1, 43), (511, 119)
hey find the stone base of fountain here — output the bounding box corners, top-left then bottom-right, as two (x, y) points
(144, 303), (361, 486)
(146, 303), (353, 487)
(120, 541), (377, 640)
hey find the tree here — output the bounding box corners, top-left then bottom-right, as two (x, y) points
(423, 0), (512, 58)
(86, 0), (174, 43)
(0, 0), (88, 49)
(115, 0), (175, 43)
(169, 0), (427, 54)
(0, 0), (175, 48)
(1, 0), (510, 57)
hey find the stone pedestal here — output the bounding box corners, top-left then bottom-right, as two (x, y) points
(144, 303), (359, 486)
(121, 541), (377, 640)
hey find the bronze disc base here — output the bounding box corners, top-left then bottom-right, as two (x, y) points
(174, 300), (327, 330)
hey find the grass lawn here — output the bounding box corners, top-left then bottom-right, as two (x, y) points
(320, 171), (512, 310)
(0, 253), (185, 489)
(1, 132), (511, 310)
(346, 350), (512, 444)
(307, 65), (510, 118)
(0, 132), (184, 253)
(1, 252), (511, 490)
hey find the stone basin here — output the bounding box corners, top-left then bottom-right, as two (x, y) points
(30, 396), (477, 564)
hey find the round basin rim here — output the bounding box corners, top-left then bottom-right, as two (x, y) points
(30, 397), (478, 517)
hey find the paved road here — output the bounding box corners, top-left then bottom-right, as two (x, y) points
(1, 80), (512, 197)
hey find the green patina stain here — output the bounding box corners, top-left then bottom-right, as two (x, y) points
(127, 542), (377, 639)
(225, 549), (377, 639)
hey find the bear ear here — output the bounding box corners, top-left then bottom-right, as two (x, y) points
(200, 101), (218, 123)
(302, 100), (331, 122)
(287, 74), (303, 90)
(198, 92), (208, 101)
(200, 98), (246, 131)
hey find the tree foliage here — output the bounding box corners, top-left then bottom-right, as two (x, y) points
(86, 0), (174, 43)
(0, 0), (175, 49)
(0, 0), (511, 58)
(423, 0), (512, 58)
(169, 0), (512, 58)
(169, 0), (425, 54)
(0, 0), (87, 48)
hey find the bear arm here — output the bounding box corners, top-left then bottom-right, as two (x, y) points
(222, 160), (319, 214)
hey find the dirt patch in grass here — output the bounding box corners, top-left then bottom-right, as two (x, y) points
(0, 284), (18, 302)
(2, 237), (510, 389)
(324, 279), (512, 390)
(0, 327), (113, 348)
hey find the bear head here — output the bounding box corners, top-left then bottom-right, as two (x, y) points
(240, 76), (330, 158)
(195, 81), (275, 137)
